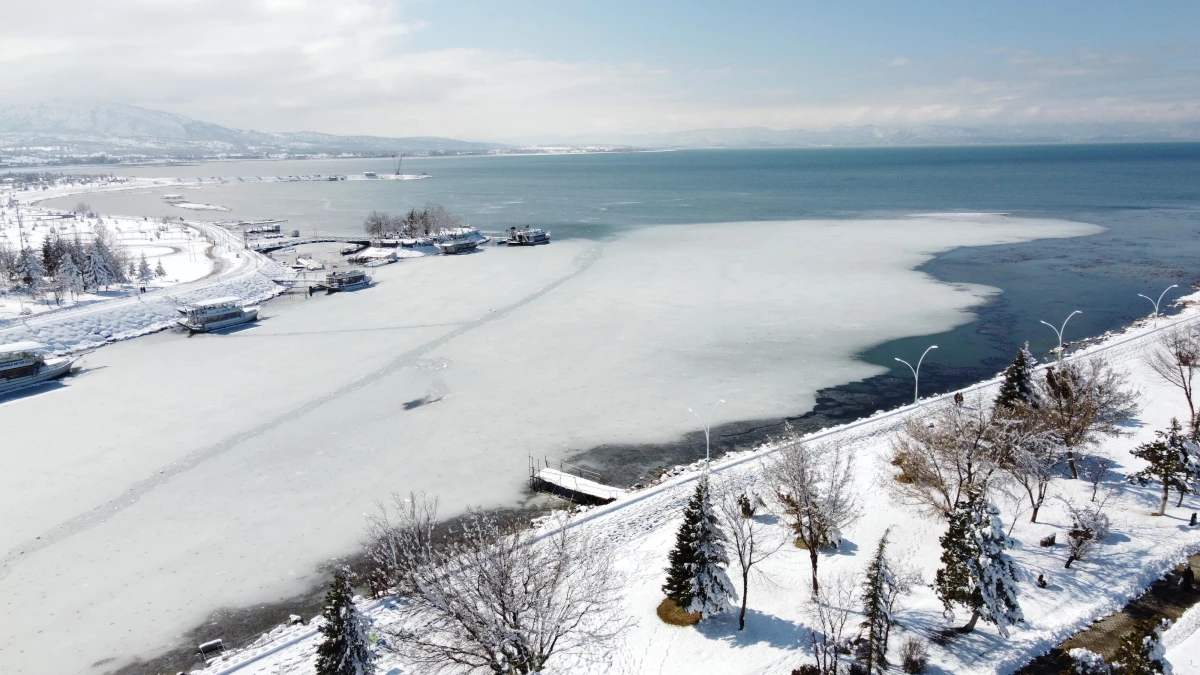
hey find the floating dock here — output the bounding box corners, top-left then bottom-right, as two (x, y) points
(529, 458), (625, 505)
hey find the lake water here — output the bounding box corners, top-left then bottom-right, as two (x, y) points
(11, 144), (1200, 674)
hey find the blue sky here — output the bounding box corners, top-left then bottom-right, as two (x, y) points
(3, 0), (1198, 140)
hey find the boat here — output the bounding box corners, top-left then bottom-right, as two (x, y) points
(323, 270), (372, 293)
(501, 227), (551, 246)
(363, 171), (378, 179)
(0, 341), (75, 396)
(436, 238), (480, 255)
(176, 297), (259, 333)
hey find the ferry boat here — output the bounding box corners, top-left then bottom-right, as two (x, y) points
(436, 238), (480, 255)
(324, 270), (372, 293)
(502, 227), (551, 246)
(176, 297), (259, 333)
(0, 342), (75, 396)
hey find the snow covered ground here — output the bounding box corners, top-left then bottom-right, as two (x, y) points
(0, 214), (1107, 674)
(194, 292), (1200, 675)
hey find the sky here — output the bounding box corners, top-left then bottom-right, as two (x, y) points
(2, 0), (1199, 142)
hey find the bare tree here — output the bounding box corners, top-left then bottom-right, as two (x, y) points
(768, 436), (860, 593)
(888, 395), (1004, 518)
(1145, 326), (1200, 426)
(717, 477), (786, 630)
(362, 492), (440, 592)
(806, 571), (857, 675)
(995, 406), (1061, 522)
(1039, 357), (1140, 479)
(363, 210), (390, 239)
(1079, 456), (1113, 502)
(1063, 496), (1112, 568)
(372, 500), (624, 675)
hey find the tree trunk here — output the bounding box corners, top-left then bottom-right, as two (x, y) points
(1030, 503), (1041, 523)
(809, 546), (820, 594)
(1179, 488), (1187, 508)
(1159, 487), (1169, 516)
(1065, 554), (1077, 569)
(739, 570), (750, 631)
(1067, 451), (1079, 480)
(956, 610), (980, 633)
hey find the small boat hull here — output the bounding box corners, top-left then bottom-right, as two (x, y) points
(0, 357), (75, 396)
(326, 280), (371, 293)
(177, 307), (259, 333)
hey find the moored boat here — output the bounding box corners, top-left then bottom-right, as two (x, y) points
(0, 342), (75, 396)
(435, 238), (480, 254)
(176, 297), (259, 333)
(502, 226), (551, 246)
(324, 270), (372, 292)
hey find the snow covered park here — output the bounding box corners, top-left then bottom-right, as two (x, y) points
(2, 211), (1167, 675)
(192, 294), (1200, 675)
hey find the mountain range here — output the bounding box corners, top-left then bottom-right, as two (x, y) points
(1, 102), (1198, 167)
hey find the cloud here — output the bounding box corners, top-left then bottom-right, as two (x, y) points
(1, 1), (1198, 141)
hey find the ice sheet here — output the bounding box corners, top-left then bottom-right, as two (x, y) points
(0, 215), (1100, 674)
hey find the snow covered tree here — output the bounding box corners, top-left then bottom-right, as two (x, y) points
(663, 474), (736, 619)
(860, 530), (913, 674)
(1146, 327), (1200, 428)
(996, 343), (1039, 410)
(376, 500), (624, 675)
(1110, 619), (1173, 674)
(718, 480), (782, 630)
(1039, 357), (1139, 479)
(154, 259), (167, 279)
(82, 246), (115, 292)
(807, 572), (857, 675)
(137, 252), (152, 284)
(889, 396), (1004, 518)
(1064, 499), (1111, 568)
(1066, 648), (1112, 674)
(770, 436), (860, 593)
(1130, 418), (1194, 515)
(995, 407), (1061, 522)
(315, 567), (374, 675)
(935, 493), (1023, 636)
(15, 247), (45, 298)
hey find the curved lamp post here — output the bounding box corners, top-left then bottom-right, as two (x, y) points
(688, 399), (725, 472)
(1040, 310), (1082, 363)
(1138, 284), (1179, 324)
(895, 345), (938, 406)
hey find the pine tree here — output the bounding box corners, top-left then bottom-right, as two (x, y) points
(662, 474), (735, 619)
(861, 531), (896, 674)
(1110, 619), (1172, 674)
(137, 253), (153, 284)
(154, 259), (167, 279)
(689, 473), (736, 618)
(16, 247), (46, 298)
(82, 247), (114, 292)
(996, 343), (1039, 410)
(1130, 418), (1193, 516)
(315, 568), (375, 675)
(56, 254), (83, 299)
(663, 483), (702, 610)
(935, 493), (1023, 636)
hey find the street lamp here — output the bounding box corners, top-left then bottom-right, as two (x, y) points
(1040, 310), (1082, 363)
(688, 399), (725, 471)
(1138, 284), (1179, 324)
(895, 345), (938, 406)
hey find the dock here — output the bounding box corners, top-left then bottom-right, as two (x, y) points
(528, 457), (625, 505)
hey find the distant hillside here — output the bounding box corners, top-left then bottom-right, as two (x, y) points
(0, 102), (506, 163)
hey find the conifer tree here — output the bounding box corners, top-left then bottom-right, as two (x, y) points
(154, 259), (167, 279)
(996, 343), (1039, 410)
(1110, 619), (1172, 674)
(662, 474), (735, 619)
(137, 253), (153, 283)
(83, 247), (114, 291)
(690, 474), (736, 618)
(935, 493), (1023, 636)
(1130, 418), (1193, 515)
(56, 254), (83, 300)
(861, 530), (899, 674)
(315, 567), (375, 675)
(16, 247), (45, 297)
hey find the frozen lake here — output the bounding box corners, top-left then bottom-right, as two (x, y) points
(0, 214), (1099, 674)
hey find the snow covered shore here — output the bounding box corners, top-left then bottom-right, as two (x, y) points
(194, 295), (1200, 675)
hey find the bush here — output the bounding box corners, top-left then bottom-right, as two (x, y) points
(900, 637), (929, 674)
(791, 667), (820, 675)
(1040, 533), (1057, 547)
(656, 597), (700, 626)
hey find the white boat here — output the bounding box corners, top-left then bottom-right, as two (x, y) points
(176, 296), (259, 333)
(501, 227), (551, 246)
(363, 171), (378, 179)
(436, 238), (480, 254)
(0, 341), (75, 396)
(323, 270), (372, 293)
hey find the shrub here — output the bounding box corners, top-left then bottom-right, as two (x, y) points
(1040, 533), (1057, 547)
(900, 637), (929, 674)
(791, 666), (820, 675)
(656, 597), (701, 626)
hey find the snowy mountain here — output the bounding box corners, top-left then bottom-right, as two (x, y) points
(0, 102), (506, 162)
